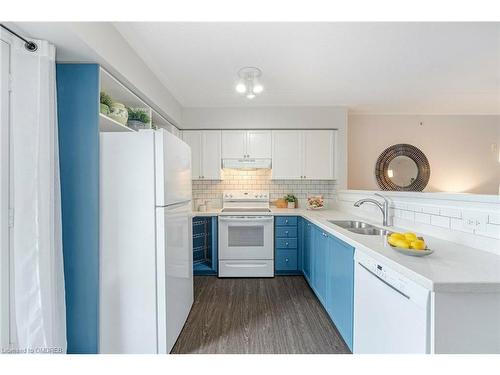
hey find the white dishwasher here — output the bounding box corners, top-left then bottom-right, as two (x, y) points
(353, 251), (431, 354)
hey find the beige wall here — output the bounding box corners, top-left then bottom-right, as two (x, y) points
(348, 114), (500, 195)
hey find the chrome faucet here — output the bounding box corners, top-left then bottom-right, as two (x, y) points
(353, 193), (391, 227)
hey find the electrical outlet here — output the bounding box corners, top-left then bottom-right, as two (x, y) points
(462, 211), (488, 232)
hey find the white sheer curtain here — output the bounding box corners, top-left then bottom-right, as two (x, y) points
(10, 37), (66, 353)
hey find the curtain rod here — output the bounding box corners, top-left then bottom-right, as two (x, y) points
(0, 23), (37, 51)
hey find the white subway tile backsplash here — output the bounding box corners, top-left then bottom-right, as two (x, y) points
(439, 207), (462, 218)
(414, 212), (431, 224)
(392, 202), (407, 210)
(422, 206), (440, 215)
(193, 168), (336, 209)
(489, 213), (500, 225)
(476, 224), (500, 240)
(406, 203), (421, 212)
(450, 218), (474, 233)
(430, 215), (451, 228)
(401, 210), (415, 221)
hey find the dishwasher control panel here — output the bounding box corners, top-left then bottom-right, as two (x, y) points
(361, 256), (406, 294)
(355, 250), (430, 307)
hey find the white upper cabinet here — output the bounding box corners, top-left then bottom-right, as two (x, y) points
(271, 131), (302, 179)
(222, 130), (272, 159)
(182, 131), (202, 179)
(182, 130), (221, 180)
(202, 131), (222, 179)
(221, 130), (247, 159)
(302, 130), (335, 180)
(247, 130), (272, 158)
(271, 130), (336, 180)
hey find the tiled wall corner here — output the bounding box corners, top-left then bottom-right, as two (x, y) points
(192, 169), (336, 210)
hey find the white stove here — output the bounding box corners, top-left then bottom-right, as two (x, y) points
(218, 191), (274, 277)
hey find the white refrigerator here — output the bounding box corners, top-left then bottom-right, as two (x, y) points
(100, 129), (193, 354)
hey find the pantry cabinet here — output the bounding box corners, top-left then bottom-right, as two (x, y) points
(182, 130), (221, 180)
(221, 130), (272, 159)
(271, 130), (336, 180)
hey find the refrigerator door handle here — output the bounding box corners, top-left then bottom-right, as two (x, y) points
(160, 200), (192, 209)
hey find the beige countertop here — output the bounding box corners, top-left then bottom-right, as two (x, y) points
(192, 208), (500, 293)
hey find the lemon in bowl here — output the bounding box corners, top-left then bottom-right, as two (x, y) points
(410, 239), (426, 250)
(404, 232), (418, 241)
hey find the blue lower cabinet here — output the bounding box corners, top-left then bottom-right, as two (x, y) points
(275, 237), (298, 249)
(275, 216), (297, 226)
(326, 234), (355, 350)
(275, 216), (299, 274)
(302, 221), (313, 281)
(312, 228), (328, 305)
(300, 219), (355, 351)
(275, 249), (298, 271)
(275, 226), (298, 238)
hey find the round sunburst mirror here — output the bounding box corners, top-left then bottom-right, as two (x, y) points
(375, 144), (430, 191)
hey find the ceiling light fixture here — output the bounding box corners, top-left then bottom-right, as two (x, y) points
(236, 67), (263, 99)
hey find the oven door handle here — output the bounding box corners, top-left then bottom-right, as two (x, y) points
(219, 216), (274, 222)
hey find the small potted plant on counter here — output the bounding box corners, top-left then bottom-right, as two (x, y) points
(284, 194), (297, 209)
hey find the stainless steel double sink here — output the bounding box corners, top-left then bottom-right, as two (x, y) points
(328, 220), (390, 236)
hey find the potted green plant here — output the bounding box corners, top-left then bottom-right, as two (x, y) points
(126, 108), (151, 130)
(284, 194), (297, 209)
(100, 91), (114, 116)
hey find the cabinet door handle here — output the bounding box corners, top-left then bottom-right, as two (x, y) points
(285, 242), (289, 246)
(285, 258), (289, 262)
(285, 231), (289, 234)
(285, 219), (288, 224)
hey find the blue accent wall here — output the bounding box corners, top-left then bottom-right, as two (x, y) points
(56, 64), (99, 354)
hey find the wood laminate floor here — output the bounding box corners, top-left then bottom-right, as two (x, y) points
(171, 276), (350, 354)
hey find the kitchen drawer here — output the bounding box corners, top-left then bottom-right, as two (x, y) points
(275, 216), (298, 226)
(275, 226), (298, 238)
(275, 250), (298, 271)
(276, 238), (298, 249)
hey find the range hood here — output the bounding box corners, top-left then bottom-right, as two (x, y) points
(222, 158), (272, 170)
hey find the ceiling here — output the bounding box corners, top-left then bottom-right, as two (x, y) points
(114, 22), (500, 114)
